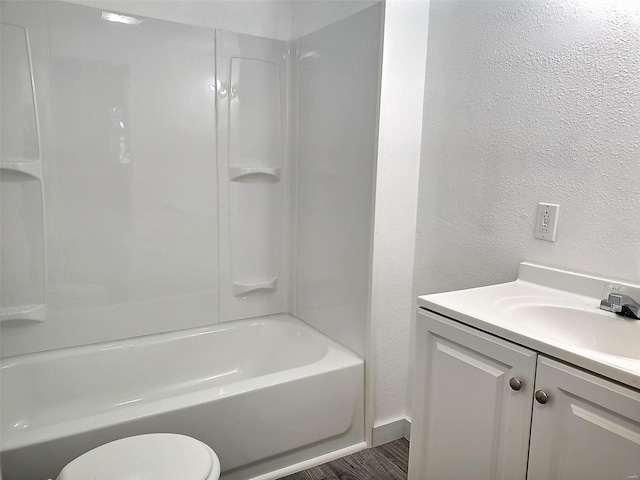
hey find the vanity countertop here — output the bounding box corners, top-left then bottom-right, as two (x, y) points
(418, 262), (640, 390)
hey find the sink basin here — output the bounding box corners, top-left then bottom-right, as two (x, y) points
(418, 262), (640, 389)
(503, 304), (640, 360)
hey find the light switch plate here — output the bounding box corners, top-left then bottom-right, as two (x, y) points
(535, 203), (560, 241)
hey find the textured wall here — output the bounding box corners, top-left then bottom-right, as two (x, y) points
(371, 0), (430, 428)
(410, 0), (640, 414)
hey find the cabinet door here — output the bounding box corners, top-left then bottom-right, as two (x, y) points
(528, 357), (640, 480)
(408, 310), (537, 480)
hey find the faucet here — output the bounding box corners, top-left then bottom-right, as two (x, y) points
(600, 293), (640, 319)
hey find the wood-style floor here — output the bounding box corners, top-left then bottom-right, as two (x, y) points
(279, 438), (409, 480)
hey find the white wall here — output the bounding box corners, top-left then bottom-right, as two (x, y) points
(370, 0), (430, 433)
(67, 0), (383, 41)
(65, 0), (293, 40)
(294, 4), (383, 359)
(291, 0), (379, 39)
(410, 0), (640, 415)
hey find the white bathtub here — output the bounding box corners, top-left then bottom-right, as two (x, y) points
(0, 314), (364, 480)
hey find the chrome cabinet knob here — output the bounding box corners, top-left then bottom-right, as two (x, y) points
(534, 390), (549, 404)
(509, 377), (523, 391)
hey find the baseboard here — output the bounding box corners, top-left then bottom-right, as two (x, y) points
(248, 442), (368, 480)
(403, 417), (411, 440)
(247, 419), (413, 479)
(372, 417), (411, 447)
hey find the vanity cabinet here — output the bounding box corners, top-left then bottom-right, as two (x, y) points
(408, 309), (537, 480)
(528, 356), (640, 480)
(409, 309), (640, 480)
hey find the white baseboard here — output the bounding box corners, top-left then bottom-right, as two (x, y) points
(248, 442), (368, 480)
(247, 419), (413, 480)
(403, 416), (411, 440)
(248, 418), (413, 479)
(372, 417), (411, 447)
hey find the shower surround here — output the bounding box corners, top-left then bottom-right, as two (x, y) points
(0, 1), (382, 479)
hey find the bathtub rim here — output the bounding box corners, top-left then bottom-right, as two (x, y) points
(1, 313), (344, 364)
(1, 313), (363, 452)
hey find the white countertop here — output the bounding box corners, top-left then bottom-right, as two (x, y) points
(417, 262), (640, 390)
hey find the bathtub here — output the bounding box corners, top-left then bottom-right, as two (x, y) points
(0, 314), (365, 480)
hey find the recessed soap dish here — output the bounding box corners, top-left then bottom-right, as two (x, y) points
(229, 166), (281, 182)
(232, 278), (278, 297)
(1, 304), (45, 323)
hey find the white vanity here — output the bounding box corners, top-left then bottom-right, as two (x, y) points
(409, 262), (640, 480)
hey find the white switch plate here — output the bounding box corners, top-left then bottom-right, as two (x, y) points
(535, 203), (560, 241)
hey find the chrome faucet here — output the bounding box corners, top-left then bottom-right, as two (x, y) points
(600, 293), (640, 319)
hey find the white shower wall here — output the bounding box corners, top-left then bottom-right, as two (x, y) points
(1, 1), (219, 357)
(66, 0), (294, 41)
(1, 1), (382, 359)
(216, 30), (292, 322)
(294, 4), (383, 358)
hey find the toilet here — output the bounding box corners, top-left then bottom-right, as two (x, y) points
(57, 433), (221, 480)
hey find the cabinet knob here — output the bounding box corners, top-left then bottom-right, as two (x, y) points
(509, 377), (523, 391)
(534, 390), (550, 404)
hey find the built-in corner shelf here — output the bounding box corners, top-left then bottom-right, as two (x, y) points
(1, 20), (47, 326)
(1, 304), (45, 323)
(1, 163), (47, 325)
(0, 166), (47, 324)
(217, 29), (289, 322)
(232, 277), (278, 297)
(229, 166), (281, 182)
(0, 161), (43, 180)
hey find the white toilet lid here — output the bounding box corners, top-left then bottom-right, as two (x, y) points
(59, 433), (215, 480)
